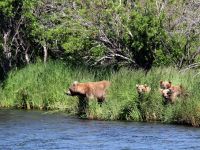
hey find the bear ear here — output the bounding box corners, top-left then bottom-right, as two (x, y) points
(73, 81), (78, 85)
(160, 80), (163, 84)
(136, 84), (139, 88)
(169, 81), (172, 84)
(144, 84), (147, 87)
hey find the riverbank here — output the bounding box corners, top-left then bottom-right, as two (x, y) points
(0, 61), (200, 127)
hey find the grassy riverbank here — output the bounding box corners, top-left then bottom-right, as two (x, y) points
(0, 61), (200, 126)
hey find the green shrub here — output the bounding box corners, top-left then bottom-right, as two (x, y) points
(1, 61), (200, 126)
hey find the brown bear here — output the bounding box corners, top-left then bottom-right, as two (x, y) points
(160, 85), (184, 104)
(136, 84), (151, 94)
(66, 80), (111, 103)
(160, 81), (172, 89)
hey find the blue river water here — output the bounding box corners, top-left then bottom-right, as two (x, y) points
(0, 109), (200, 150)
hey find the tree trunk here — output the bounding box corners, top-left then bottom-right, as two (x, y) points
(25, 46), (30, 64)
(2, 31), (12, 73)
(43, 42), (48, 63)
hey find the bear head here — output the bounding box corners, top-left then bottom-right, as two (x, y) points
(160, 88), (173, 100)
(136, 84), (151, 94)
(66, 81), (85, 96)
(160, 80), (172, 89)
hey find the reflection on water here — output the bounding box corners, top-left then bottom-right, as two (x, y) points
(0, 109), (200, 150)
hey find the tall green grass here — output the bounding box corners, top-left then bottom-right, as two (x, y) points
(1, 61), (200, 126)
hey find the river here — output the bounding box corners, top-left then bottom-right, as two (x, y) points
(0, 109), (200, 150)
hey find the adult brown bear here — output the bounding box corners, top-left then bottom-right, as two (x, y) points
(160, 85), (185, 104)
(66, 80), (111, 103)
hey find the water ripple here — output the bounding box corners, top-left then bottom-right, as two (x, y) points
(0, 109), (200, 150)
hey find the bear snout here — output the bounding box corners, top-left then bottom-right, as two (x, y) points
(65, 90), (72, 96)
(163, 94), (169, 99)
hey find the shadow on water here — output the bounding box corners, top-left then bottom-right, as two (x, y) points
(0, 109), (200, 150)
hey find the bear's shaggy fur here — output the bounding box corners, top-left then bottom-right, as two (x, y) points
(160, 85), (184, 104)
(66, 80), (111, 103)
(136, 84), (151, 94)
(160, 81), (172, 89)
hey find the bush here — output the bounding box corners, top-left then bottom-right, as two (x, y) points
(0, 61), (200, 126)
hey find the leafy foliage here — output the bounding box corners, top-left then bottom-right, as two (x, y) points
(0, 0), (199, 78)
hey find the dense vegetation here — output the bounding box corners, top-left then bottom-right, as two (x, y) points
(1, 61), (200, 126)
(0, 0), (199, 79)
(0, 0), (199, 126)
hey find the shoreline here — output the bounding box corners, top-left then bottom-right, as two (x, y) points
(0, 107), (198, 127)
(0, 61), (200, 127)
